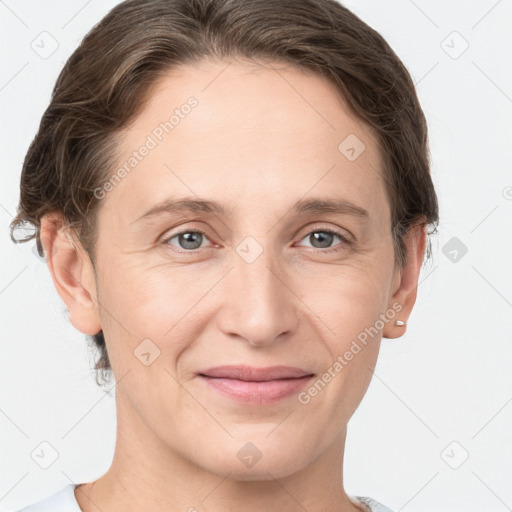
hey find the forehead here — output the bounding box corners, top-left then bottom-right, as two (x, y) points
(102, 58), (388, 227)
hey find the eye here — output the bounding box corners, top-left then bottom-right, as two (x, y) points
(162, 229), (212, 251)
(161, 227), (352, 254)
(296, 228), (352, 253)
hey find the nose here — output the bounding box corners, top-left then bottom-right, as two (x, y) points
(215, 245), (300, 347)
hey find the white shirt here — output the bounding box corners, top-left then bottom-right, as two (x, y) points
(15, 484), (395, 511)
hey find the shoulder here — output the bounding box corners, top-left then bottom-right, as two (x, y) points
(353, 495), (395, 512)
(13, 484), (81, 512)
(14, 487), (392, 512)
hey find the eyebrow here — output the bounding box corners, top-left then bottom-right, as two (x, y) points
(131, 196), (370, 224)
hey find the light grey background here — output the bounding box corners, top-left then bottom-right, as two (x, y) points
(1, 1), (511, 511)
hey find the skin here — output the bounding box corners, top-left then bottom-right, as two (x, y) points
(41, 58), (426, 512)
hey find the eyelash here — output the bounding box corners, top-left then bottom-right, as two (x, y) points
(161, 227), (352, 254)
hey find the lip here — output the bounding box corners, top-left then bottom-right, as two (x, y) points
(198, 364), (313, 381)
(197, 365), (315, 405)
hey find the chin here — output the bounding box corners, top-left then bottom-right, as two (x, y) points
(211, 460), (303, 482)
(198, 440), (313, 481)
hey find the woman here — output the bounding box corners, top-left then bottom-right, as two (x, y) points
(10, 0), (439, 510)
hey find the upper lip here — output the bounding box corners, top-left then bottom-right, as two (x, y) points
(198, 365), (314, 382)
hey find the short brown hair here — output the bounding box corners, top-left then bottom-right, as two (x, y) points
(10, 0), (439, 386)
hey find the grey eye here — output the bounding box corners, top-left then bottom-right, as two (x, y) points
(297, 230), (345, 250)
(308, 231), (336, 249)
(165, 231), (208, 251)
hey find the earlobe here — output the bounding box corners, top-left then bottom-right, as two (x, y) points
(40, 211), (102, 336)
(382, 222), (427, 339)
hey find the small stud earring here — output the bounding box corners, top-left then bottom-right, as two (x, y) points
(395, 320), (406, 326)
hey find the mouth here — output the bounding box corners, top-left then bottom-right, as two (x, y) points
(197, 365), (315, 405)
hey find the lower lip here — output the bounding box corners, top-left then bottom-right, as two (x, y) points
(198, 375), (314, 405)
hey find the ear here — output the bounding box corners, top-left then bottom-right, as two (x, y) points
(39, 211), (102, 336)
(382, 221), (427, 339)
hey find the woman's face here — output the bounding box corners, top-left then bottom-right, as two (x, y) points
(54, 59), (421, 479)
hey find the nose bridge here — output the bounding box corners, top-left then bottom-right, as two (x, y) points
(217, 239), (298, 346)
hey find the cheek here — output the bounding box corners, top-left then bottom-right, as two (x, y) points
(297, 275), (385, 421)
(96, 258), (219, 377)
(295, 262), (390, 337)
(101, 260), (192, 328)
(293, 266), (388, 399)
(98, 243), (392, 373)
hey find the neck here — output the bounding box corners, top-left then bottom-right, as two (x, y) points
(75, 391), (365, 512)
